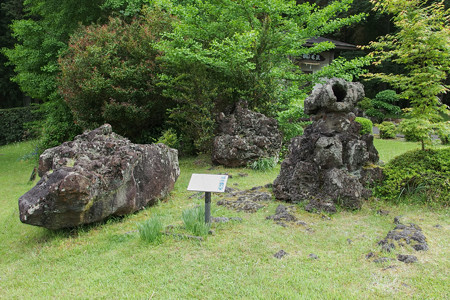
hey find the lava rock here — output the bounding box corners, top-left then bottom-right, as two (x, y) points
(378, 223), (428, 252)
(266, 205), (297, 222)
(19, 124), (180, 229)
(397, 254), (418, 264)
(274, 250), (288, 259)
(212, 101), (282, 167)
(273, 78), (381, 212)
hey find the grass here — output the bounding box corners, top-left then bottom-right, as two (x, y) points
(0, 140), (449, 299)
(373, 138), (446, 163)
(138, 216), (164, 244)
(182, 205), (211, 236)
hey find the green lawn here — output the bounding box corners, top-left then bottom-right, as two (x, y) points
(0, 140), (449, 299)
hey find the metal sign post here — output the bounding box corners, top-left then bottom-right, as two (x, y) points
(187, 174), (228, 223)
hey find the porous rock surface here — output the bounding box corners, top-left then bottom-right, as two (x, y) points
(19, 124), (180, 229)
(212, 101), (282, 167)
(273, 78), (382, 212)
(378, 222), (428, 252)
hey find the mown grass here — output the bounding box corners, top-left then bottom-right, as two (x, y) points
(0, 140), (449, 299)
(373, 138), (446, 163)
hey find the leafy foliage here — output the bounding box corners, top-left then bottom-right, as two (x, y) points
(377, 148), (450, 206)
(359, 90), (401, 123)
(355, 117), (373, 134)
(157, 0), (366, 153)
(0, 105), (41, 145)
(398, 118), (433, 143)
(3, 0), (105, 102)
(378, 121), (396, 139)
(0, 0), (26, 108)
(433, 121), (450, 145)
(37, 99), (83, 150)
(364, 0), (450, 147)
(58, 8), (174, 142)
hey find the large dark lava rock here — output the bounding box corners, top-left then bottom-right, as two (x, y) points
(212, 102), (282, 167)
(273, 78), (382, 212)
(19, 124), (180, 229)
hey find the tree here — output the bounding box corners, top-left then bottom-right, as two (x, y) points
(157, 0), (366, 153)
(3, 0), (105, 102)
(58, 8), (174, 142)
(0, 0), (26, 108)
(365, 0), (450, 149)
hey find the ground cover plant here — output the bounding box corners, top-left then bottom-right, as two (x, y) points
(0, 140), (449, 299)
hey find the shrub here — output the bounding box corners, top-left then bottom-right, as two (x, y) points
(433, 121), (450, 145)
(360, 90), (401, 123)
(138, 216), (163, 244)
(355, 117), (373, 135)
(58, 8), (174, 143)
(398, 118), (432, 142)
(249, 156), (278, 171)
(376, 148), (450, 206)
(182, 205), (211, 237)
(38, 99), (82, 151)
(378, 121), (397, 139)
(0, 105), (41, 145)
(156, 128), (180, 149)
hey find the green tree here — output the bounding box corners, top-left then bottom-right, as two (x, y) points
(58, 8), (174, 142)
(3, 0), (105, 101)
(157, 0), (366, 153)
(365, 0), (450, 149)
(0, 0), (26, 108)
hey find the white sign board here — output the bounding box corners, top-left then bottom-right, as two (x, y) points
(187, 174), (228, 193)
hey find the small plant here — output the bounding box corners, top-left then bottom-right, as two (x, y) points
(249, 156), (278, 171)
(378, 121), (397, 139)
(182, 205), (211, 236)
(138, 216), (164, 244)
(156, 128), (180, 149)
(355, 117), (373, 135)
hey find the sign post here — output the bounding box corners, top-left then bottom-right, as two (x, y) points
(187, 174), (228, 223)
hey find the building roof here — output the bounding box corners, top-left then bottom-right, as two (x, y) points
(304, 37), (357, 50)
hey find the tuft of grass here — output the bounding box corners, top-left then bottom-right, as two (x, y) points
(138, 216), (163, 244)
(249, 156), (278, 171)
(182, 205), (211, 236)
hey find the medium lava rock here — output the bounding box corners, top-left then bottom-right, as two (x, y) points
(19, 124), (180, 229)
(212, 101), (282, 167)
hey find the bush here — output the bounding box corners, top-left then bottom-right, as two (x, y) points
(376, 148), (450, 206)
(355, 117), (373, 135)
(378, 121), (397, 139)
(0, 105), (41, 145)
(398, 118), (432, 142)
(182, 206), (211, 237)
(360, 90), (401, 123)
(38, 99), (82, 151)
(156, 128), (180, 149)
(434, 121), (450, 145)
(138, 216), (164, 244)
(58, 8), (174, 143)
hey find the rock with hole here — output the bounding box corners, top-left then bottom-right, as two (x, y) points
(273, 78), (382, 212)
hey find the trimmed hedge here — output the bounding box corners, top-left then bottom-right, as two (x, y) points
(355, 117), (373, 135)
(376, 148), (450, 206)
(0, 105), (41, 145)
